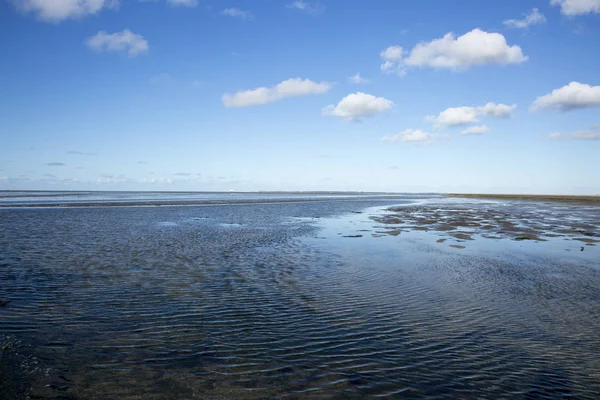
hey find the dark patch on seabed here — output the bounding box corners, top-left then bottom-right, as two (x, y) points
(1, 196), (600, 399)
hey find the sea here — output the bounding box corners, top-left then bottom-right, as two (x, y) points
(1, 191), (599, 399)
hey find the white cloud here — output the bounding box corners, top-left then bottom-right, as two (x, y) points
(504, 8), (546, 28)
(551, 0), (600, 15)
(429, 103), (516, 127)
(11, 0), (118, 22)
(167, 0), (197, 6)
(478, 102), (517, 118)
(322, 92), (394, 122)
(222, 78), (332, 108)
(430, 106), (480, 126)
(461, 125), (490, 135)
(287, 1), (323, 14)
(349, 73), (369, 84)
(548, 125), (600, 140)
(404, 28), (527, 70)
(531, 82), (600, 111)
(380, 46), (406, 76)
(150, 73), (175, 85)
(381, 129), (431, 143)
(86, 29), (149, 57)
(222, 8), (253, 20)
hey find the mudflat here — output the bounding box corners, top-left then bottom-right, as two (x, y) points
(447, 193), (600, 203)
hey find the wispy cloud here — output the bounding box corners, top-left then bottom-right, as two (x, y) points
(287, 1), (324, 15)
(548, 125), (600, 140)
(46, 162), (66, 167)
(221, 8), (253, 20)
(222, 78), (332, 108)
(503, 8), (546, 29)
(461, 125), (490, 135)
(67, 150), (96, 156)
(348, 73), (370, 84)
(86, 30), (149, 57)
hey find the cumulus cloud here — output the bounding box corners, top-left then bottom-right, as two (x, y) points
(381, 129), (431, 143)
(504, 8), (546, 28)
(10, 0), (118, 22)
(531, 82), (600, 111)
(222, 78), (332, 108)
(551, 0), (600, 15)
(461, 125), (490, 135)
(428, 103), (516, 127)
(548, 125), (600, 140)
(85, 29), (149, 57)
(348, 73), (369, 84)
(478, 102), (517, 118)
(404, 29), (527, 70)
(222, 8), (253, 20)
(322, 92), (394, 122)
(380, 46), (406, 76)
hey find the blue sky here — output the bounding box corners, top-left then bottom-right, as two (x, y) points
(1, 0), (599, 193)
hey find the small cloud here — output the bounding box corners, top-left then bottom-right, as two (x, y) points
(388, 166), (400, 170)
(313, 154), (331, 158)
(381, 129), (430, 143)
(221, 8), (253, 20)
(348, 73), (369, 84)
(503, 8), (546, 28)
(222, 78), (332, 108)
(85, 29), (149, 57)
(150, 73), (175, 85)
(404, 29), (527, 70)
(287, 1), (324, 15)
(322, 92), (394, 122)
(380, 46), (406, 76)
(461, 125), (490, 135)
(46, 162), (66, 167)
(44, 173), (57, 178)
(97, 174), (133, 184)
(167, 0), (197, 7)
(137, 161), (147, 164)
(531, 82), (600, 112)
(428, 103), (516, 127)
(67, 150), (96, 155)
(174, 172), (192, 176)
(551, 0), (600, 16)
(548, 125), (600, 140)
(10, 0), (119, 23)
(190, 80), (202, 88)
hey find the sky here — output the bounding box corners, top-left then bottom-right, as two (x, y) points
(1, 0), (599, 194)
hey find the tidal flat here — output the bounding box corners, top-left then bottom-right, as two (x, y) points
(1, 193), (599, 399)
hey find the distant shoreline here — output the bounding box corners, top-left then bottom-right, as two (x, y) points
(446, 193), (600, 203)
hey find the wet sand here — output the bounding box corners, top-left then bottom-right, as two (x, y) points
(447, 193), (600, 203)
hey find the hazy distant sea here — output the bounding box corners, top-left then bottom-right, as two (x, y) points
(1, 192), (599, 399)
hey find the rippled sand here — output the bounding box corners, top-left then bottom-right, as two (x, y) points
(1, 196), (599, 399)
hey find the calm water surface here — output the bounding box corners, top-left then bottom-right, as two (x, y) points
(1, 194), (599, 399)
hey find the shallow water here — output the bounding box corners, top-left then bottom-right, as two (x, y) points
(1, 195), (599, 399)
